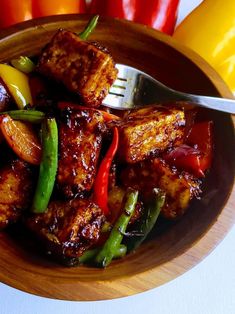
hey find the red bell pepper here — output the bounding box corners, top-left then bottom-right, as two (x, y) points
(90, 0), (136, 20)
(186, 121), (213, 172)
(0, 0), (86, 29)
(134, 0), (180, 34)
(164, 145), (205, 177)
(89, 0), (180, 35)
(165, 121), (213, 178)
(93, 127), (119, 215)
(0, 0), (32, 29)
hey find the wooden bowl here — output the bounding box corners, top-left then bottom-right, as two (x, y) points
(0, 15), (234, 301)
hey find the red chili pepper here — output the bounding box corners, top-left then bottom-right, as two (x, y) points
(93, 127), (119, 215)
(89, 0), (180, 35)
(165, 121), (213, 178)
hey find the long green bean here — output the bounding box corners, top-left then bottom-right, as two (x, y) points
(31, 118), (58, 213)
(95, 189), (138, 267)
(126, 189), (166, 252)
(0, 110), (45, 123)
(79, 244), (127, 265)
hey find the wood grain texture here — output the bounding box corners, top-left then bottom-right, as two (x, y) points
(0, 15), (234, 301)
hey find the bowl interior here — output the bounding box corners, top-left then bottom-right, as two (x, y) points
(0, 15), (234, 301)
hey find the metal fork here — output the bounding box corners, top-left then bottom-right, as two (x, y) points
(103, 64), (235, 114)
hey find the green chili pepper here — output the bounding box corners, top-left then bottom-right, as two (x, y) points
(95, 189), (138, 268)
(78, 15), (99, 40)
(0, 110), (45, 123)
(79, 244), (127, 265)
(126, 188), (166, 253)
(10, 56), (35, 74)
(31, 118), (58, 213)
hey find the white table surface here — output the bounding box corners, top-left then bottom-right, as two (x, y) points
(1, 1), (235, 313)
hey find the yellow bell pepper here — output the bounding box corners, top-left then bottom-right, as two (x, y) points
(0, 64), (33, 109)
(173, 0), (235, 94)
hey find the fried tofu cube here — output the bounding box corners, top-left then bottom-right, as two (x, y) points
(118, 106), (185, 163)
(37, 30), (118, 107)
(0, 159), (33, 229)
(27, 199), (105, 259)
(121, 158), (200, 219)
(57, 106), (105, 198)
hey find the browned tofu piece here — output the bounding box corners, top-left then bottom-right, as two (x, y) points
(0, 159), (33, 229)
(57, 106), (105, 198)
(38, 30), (118, 107)
(118, 106), (185, 163)
(121, 158), (200, 219)
(27, 199), (105, 259)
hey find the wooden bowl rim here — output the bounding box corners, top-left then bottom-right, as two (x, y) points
(0, 14), (234, 301)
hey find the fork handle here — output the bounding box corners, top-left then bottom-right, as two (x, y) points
(176, 92), (235, 114)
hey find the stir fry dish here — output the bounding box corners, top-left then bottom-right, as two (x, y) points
(0, 17), (213, 267)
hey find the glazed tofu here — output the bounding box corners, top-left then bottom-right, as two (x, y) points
(38, 30), (118, 107)
(0, 159), (33, 229)
(121, 158), (200, 219)
(57, 106), (105, 198)
(118, 106), (185, 163)
(27, 199), (105, 259)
